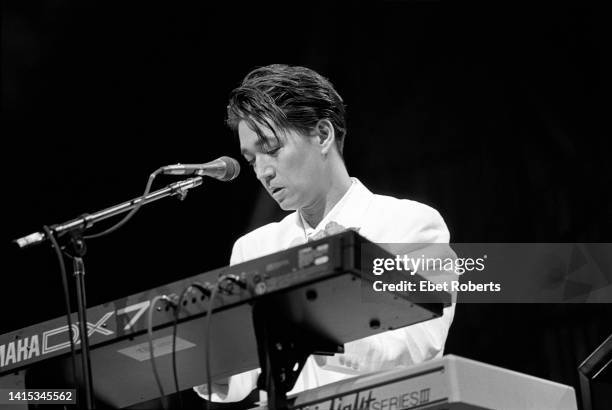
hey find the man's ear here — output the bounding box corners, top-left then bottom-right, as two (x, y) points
(315, 119), (335, 155)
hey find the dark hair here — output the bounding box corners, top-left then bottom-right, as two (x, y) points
(227, 64), (347, 155)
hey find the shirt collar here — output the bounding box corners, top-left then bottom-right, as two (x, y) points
(296, 177), (372, 239)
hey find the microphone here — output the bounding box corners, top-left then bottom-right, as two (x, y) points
(160, 156), (240, 181)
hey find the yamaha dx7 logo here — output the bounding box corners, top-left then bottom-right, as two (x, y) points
(1, 299), (153, 370)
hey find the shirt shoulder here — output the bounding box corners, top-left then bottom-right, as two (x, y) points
(230, 212), (297, 265)
(366, 193), (450, 243)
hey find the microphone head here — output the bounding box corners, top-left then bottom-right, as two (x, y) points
(218, 156), (241, 181)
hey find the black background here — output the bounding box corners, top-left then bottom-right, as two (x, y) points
(3, 1), (611, 408)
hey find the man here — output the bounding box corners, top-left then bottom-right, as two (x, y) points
(195, 64), (455, 402)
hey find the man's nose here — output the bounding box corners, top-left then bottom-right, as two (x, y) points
(255, 162), (275, 182)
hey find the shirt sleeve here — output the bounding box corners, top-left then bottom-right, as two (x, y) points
(317, 203), (456, 374)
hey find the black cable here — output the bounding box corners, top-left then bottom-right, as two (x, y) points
(147, 294), (175, 410)
(202, 275), (248, 409)
(43, 226), (79, 391)
(204, 284), (220, 410)
(83, 169), (161, 240)
(172, 283), (210, 410)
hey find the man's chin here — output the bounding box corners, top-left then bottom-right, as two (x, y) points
(277, 202), (297, 211)
(275, 198), (298, 211)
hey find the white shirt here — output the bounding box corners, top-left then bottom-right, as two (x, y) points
(195, 178), (455, 402)
(298, 178), (360, 241)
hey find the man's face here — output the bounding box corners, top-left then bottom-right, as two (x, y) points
(239, 120), (327, 211)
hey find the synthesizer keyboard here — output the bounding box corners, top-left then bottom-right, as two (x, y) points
(0, 230), (451, 408)
(253, 355), (577, 410)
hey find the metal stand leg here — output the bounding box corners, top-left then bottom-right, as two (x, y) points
(252, 300), (342, 410)
(69, 235), (95, 410)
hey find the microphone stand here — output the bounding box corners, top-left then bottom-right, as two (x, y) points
(14, 176), (204, 410)
(66, 232), (95, 410)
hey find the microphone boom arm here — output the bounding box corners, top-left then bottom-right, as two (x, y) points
(14, 176), (203, 248)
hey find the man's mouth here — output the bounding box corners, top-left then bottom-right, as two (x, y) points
(270, 187), (284, 196)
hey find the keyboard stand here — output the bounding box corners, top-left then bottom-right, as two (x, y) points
(253, 298), (343, 410)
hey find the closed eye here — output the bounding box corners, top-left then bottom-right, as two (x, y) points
(243, 145), (281, 169)
(264, 146), (281, 155)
